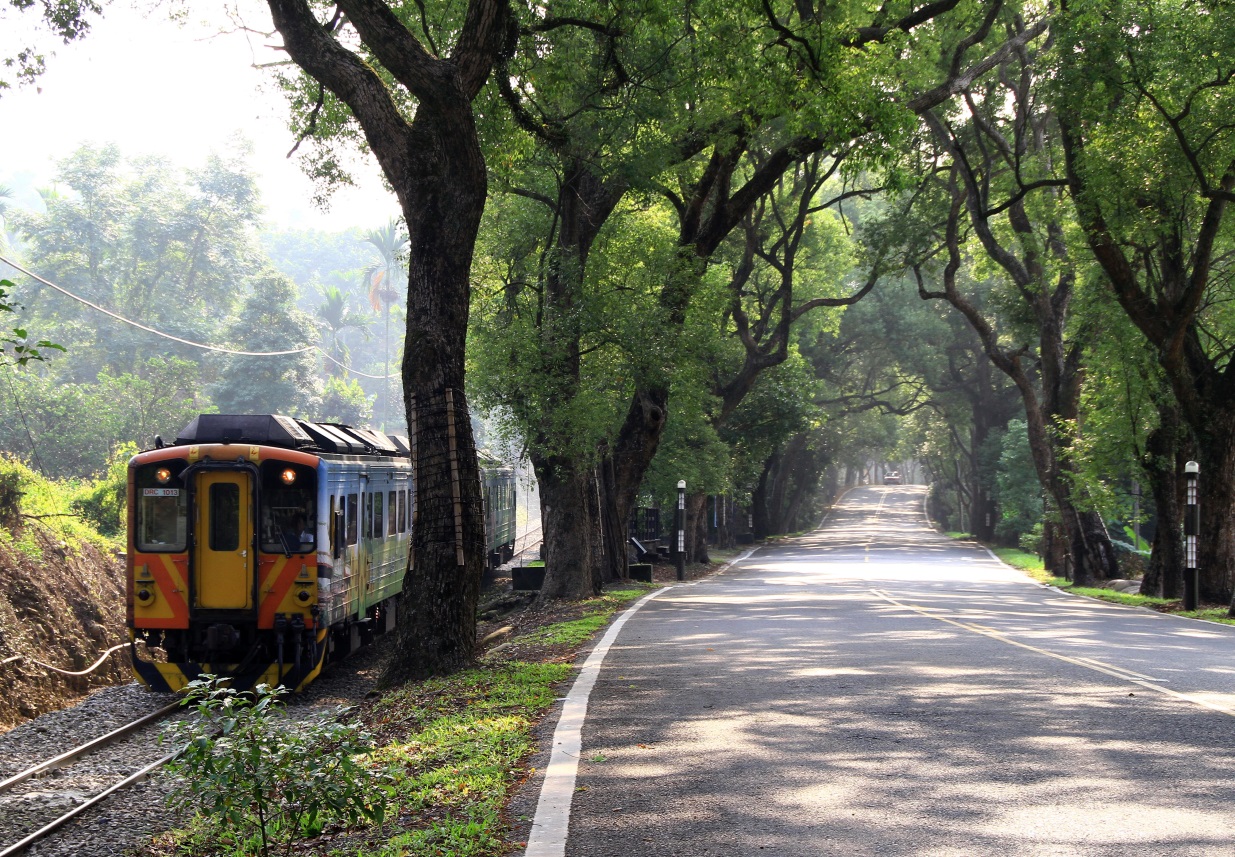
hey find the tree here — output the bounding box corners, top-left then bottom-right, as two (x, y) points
(11, 145), (264, 379)
(315, 284), (371, 376)
(263, 0), (515, 679)
(1053, 0), (1235, 603)
(474, 0), (1024, 600)
(892, 9), (1121, 583)
(362, 219), (407, 430)
(211, 271), (320, 416)
(0, 357), (204, 478)
(0, 279), (63, 369)
(316, 375), (374, 426)
(1, 0), (101, 92)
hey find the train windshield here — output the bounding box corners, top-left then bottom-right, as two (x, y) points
(259, 461), (317, 554)
(135, 461), (188, 552)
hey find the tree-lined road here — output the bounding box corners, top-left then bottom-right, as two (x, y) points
(540, 486), (1235, 855)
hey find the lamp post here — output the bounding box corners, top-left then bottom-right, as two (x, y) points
(676, 480), (686, 582)
(1184, 461), (1199, 611)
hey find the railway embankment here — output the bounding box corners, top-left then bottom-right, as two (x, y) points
(0, 455), (129, 730)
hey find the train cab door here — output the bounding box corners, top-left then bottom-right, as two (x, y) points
(194, 471), (254, 610)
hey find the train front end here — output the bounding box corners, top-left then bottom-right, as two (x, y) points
(126, 416), (327, 693)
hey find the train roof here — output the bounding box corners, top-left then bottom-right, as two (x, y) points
(174, 414), (409, 458)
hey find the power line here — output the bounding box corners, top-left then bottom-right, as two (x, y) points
(0, 254), (398, 380)
(2, 367), (46, 479)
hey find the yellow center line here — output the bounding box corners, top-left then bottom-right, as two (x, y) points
(870, 588), (1235, 719)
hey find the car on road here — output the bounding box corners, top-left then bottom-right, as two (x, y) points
(884, 471), (902, 484)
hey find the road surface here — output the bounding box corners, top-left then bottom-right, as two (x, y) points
(523, 485), (1235, 856)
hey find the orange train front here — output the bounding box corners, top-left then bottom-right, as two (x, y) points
(126, 414), (415, 692)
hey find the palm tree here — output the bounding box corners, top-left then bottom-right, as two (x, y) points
(316, 285), (371, 377)
(362, 220), (408, 430)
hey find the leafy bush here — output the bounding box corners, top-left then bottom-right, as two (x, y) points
(164, 677), (388, 857)
(1018, 522), (1044, 556)
(0, 458), (19, 530)
(0, 452), (116, 551)
(68, 443), (135, 537)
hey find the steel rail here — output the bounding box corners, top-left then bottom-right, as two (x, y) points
(0, 700), (181, 795)
(0, 746), (182, 857)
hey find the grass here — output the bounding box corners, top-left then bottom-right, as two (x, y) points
(358, 662), (575, 857)
(944, 531), (974, 540)
(1177, 608), (1235, 626)
(990, 547), (1048, 577)
(519, 586), (653, 647)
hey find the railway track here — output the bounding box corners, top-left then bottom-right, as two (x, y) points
(0, 701), (183, 857)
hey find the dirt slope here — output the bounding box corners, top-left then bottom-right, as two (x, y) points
(0, 504), (130, 732)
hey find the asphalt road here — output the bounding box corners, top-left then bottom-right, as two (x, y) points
(543, 485), (1235, 856)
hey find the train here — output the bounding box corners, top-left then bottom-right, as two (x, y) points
(126, 413), (517, 693)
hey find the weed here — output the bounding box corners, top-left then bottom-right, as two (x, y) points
(163, 677), (386, 857)
(356, 662), (571, 856)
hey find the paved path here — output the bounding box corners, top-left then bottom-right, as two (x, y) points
(529, 485), (1235, 856)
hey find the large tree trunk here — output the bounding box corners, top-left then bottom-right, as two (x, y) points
(389, 100), (491, 682)
(1196, 414), (1235, 603)
(687, 492), (709, 564)
(752, 455), (776, 539)
(598, 387), (669, 582)
(1058, 105), (1235, 604)
(266, 0), (513, 682)
(534, 453), (602, 601)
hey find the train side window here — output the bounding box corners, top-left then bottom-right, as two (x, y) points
(398, 489), (407, 533)
(346, 494), (358, 545)
(365, 492), (373, 539)
(374, 491), (384, 538)
(388, 491), (397, 536)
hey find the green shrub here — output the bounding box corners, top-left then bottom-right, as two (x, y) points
(164, 677), (388, 857)
(0, 459), (19, 530)
(68, 442), (135, 537)
(1018, 522), (1044, 556)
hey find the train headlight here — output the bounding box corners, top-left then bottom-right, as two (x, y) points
(296, 589), (311, 603)
(280, 468), (297, 485)
(155, 468), (172, 484)
(136, 588), (153, 604)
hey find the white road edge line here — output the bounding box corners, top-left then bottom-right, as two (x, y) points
(524, 587), (671, 857)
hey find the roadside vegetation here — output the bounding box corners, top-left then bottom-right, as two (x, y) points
(945, 533), (1235, 627)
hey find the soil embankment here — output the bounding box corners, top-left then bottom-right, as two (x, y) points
(0, 462), (130, 731)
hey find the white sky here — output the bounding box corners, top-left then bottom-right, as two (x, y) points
(0, 2), (397, 232)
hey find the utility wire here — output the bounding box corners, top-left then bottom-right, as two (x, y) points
(3, 366), (46, 476)
(0, 254), (399, 380)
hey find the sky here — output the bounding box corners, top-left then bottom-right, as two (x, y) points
(0, 2), (397, 232)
